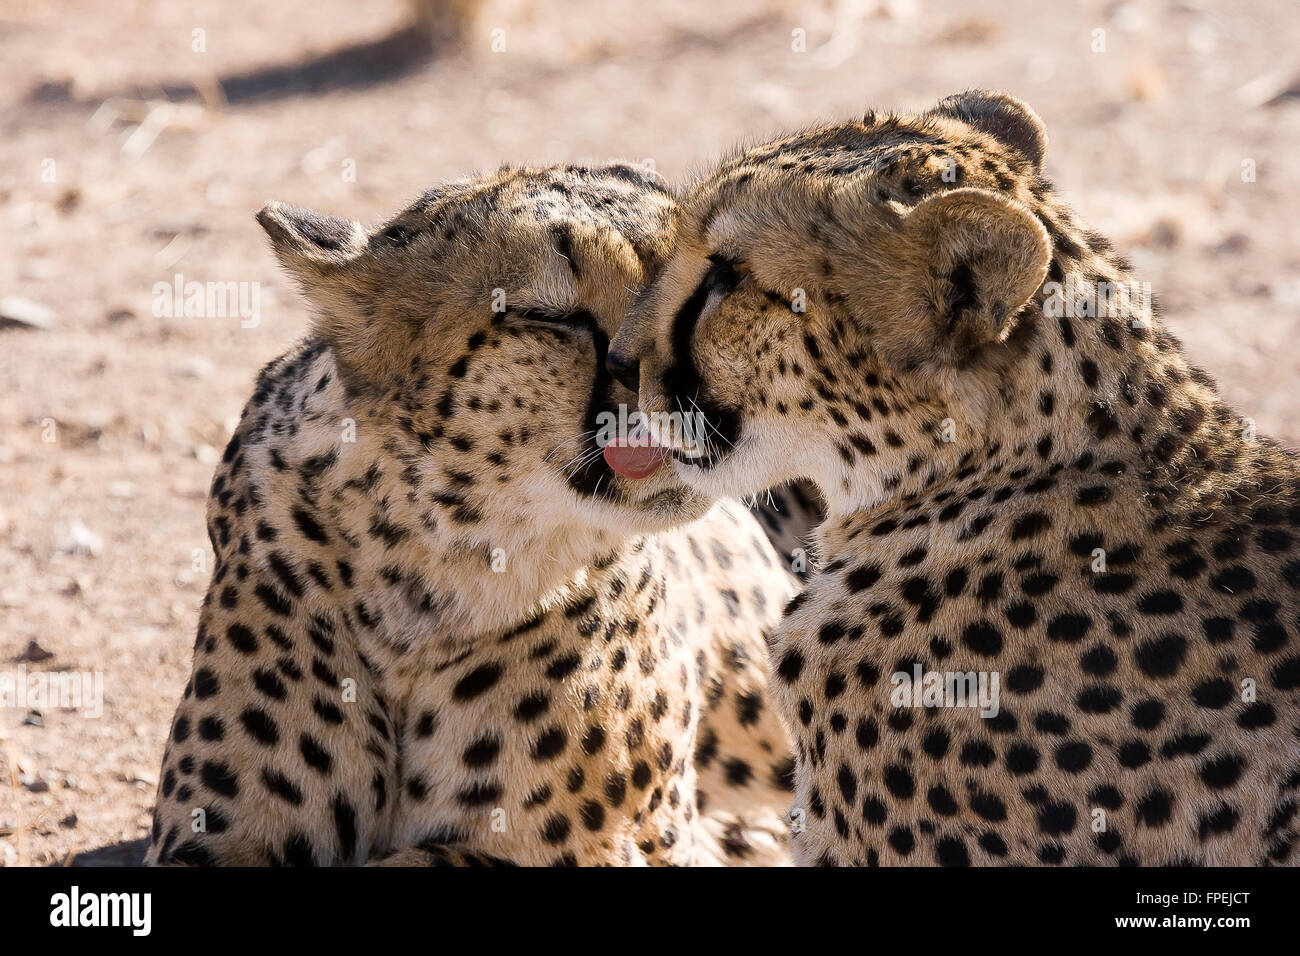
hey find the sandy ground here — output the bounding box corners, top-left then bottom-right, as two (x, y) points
(1, 0), (1298, 866)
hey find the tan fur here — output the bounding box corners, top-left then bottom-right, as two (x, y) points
(614, 92), (1300, 865)
(145, 165), (798, 866)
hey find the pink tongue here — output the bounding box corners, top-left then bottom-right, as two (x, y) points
(603, 438), (670, 479)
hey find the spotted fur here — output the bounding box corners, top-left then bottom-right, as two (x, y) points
(613, 92), (1300, 865)
(145, 164), (797, 866)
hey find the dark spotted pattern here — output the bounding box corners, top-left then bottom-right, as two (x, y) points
(618, 92), (1300, 865)
(146, 166), (799, 867)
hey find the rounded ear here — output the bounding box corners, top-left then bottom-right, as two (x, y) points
(257, 202), (393, 388)
(595, 160), (674, 196)
(256, 201), (366, 278)
(931, 90), (1047, 173)
(897, 187), (1050, 355)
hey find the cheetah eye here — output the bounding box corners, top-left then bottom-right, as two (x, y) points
(706, 253), (750, 291)
(513, 307), (597, 331)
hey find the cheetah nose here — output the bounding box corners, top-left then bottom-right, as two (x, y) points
(606, 351), (640, 392)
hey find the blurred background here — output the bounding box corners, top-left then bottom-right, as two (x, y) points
(1, 0), (1297, 865)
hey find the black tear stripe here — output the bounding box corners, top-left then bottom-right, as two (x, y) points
(505, 305), (618, 498)
(559, 309), (617, 498)
(660, 258), (744, 467)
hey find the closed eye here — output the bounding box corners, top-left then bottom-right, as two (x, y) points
(706, 253), (750, 293)
(510, 307), (599, 331)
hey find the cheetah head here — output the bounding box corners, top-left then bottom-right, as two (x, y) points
(258, 164), (714, 536)
(608, 91), (1053, 512)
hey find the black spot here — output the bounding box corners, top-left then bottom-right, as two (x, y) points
(1135, 788), (1174, 827)
(300, 734), (332, 774)
(1136, 590), (1183, 615)
(935, 837), (970, 866)
(1210, 566), (1256, 595)
(777, 649), (804, 683)
(333, 795), (357, 861)
(1191, 678), (1233, 710)
(194, 669), (220, 699)
(961, 620), (1003, 656)
(1011, 512), (1051, 540)
(462, 735), (501, 768)
(883, 765), (915, 799)
(1199, 754), (1246, 790)
(292, 508), (329, 544)
(1055, 741), (1093, 773)
(887, 826), (915, 856)
(454, 663), (504, 700)
(200, 761), (239, 798)
(845, 565), (882, 592)
(927, 786), (958, 816)
(1076, 684), (1122, 714)
(1006, 665), (1044, 693)
(1046, 613), (1091, 642)
(1005, 743), (1040, 775)
(240, 708), (280, 745)
(1037, 801), (1076, 836)
(1130, 698), (1165, 730)
(262, 769), (303, 806)
(1134, 634), (1187, 678)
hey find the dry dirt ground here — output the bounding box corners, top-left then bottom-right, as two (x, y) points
(1, 0), (1298, 866)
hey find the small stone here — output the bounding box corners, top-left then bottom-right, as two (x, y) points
(108, 481), (135, 499)
(1214, 232), (1249, 255)
(22, 710), (43, 727)
(56, 519), (103, 557)
(20, 259), (56, 281)
(1147, 217), (1181, 249)
(57, 189), (81, 214)
(59, 813), (78, 829)
(125, 768), (157, 786)
(55, 576), (83, 597)
(0, 296), (56, 330)
(16, 640), (53, 663)
(21, 776), (49, 793)
(177, 356), (216, 379)
(105, 307), (136, 324)
(30, 78), (74, 101)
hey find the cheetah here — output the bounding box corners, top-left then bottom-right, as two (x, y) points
(145, 163), (801, 866)
(608, 91), (1300, 865)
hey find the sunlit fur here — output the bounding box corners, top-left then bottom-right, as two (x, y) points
(146, 166), (800, 866)
(616, 93), (1300, 865)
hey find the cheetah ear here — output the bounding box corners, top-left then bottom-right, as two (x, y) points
(256, 201), (366, 292)
(258, 201), (399, 389)
(894, 187), (1050, 357)
(596, 160), (673, 194)
(931, 90), (1047, 173)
